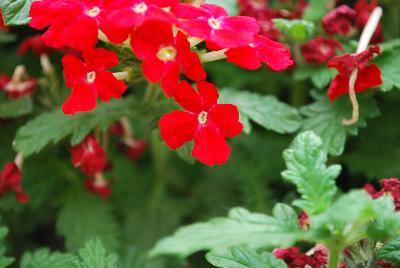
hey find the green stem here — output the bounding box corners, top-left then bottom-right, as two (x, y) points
(290, 44), (308, 107)
(150, 131), (168, 209)
(389, 1), (400, 38)
(328, 246), (341, 268)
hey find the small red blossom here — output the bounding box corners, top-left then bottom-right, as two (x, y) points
(159, 81), (243, 166)
(366, 178), (400, 210)
(298, 211), (310, 229)
(273, 247), (316, 268)
(61, 48), (127, 114)
(0, 9), (8, 32)
(119, 140), (147, 161)
(71, 136), (107, 177)
(84, 178), (111, 199)
(108, 0), (178, 29)
(0, 162), (29, 203)
(224, 35), (294, 71)
(0, 74), (37, 98)
(327, 46), (382, 101)
(29, 0), (131, 51)
(18, 35), (53, 56)
(322, 5), (356, 36)
(301, 37), (343, 64)
(312, 246), (328, 268)
(354, 0), (383, 43)
(108, 122), (125, 136)
(174, 3), (260, 48)
(131, 21), (206, 96)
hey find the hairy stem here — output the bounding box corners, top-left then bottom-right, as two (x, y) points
(200, 49), (228, 62)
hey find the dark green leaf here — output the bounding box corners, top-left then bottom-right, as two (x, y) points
(0, 0), (33, 25)
(20, 249), (75, 268)
(74, 240), (119, 268)
(374, 49), (400, 92)
(0, 96), (33, 118)
(377, 237), (400, 264)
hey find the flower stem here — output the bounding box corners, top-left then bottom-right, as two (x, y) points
(200, 49), (228, 62)
(328, 246), (341, 268)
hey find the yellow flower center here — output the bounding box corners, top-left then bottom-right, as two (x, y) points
(208, 18), (221, 30)
(86, 71), (96, 84)
(133, 2), (148, 13)
(157, 46), (177, 62)
(87, 7), (101, 17)
(197, 111), (208, 125)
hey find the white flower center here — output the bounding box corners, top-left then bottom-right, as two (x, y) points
(87, 6), (101, 17)
(197, 111), (208, 125)
(208, 17), (221, 30)
(133, 2), (148, 13)
(86, 71), (96, 84)
(157, 46), (177, 62)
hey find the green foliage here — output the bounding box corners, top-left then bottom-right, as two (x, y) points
(300, 91), (380, 156)
(150, 204), (301, 258)
(374, 49), (400, 92)
(20, 249), (75, 268)
(74, 239), (119, 268)
(0, 0), (33, 25)
(294, 66), (336, 89)
(302, 0), (330, 22)
(220, 89), (302, 134)
(0, 96), (33, 118)
(377, 237), (400, 265)
(273, 19), (314, 42)
(206, 246), (287, 268)
(14, 97), (135, 156)
(0, 226), (13, 268)
(282, 131), (341, 215)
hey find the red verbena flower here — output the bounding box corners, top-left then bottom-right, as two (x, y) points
(0, 162), (29, 203)
(159, 81), (243, 166)
(174, 3), (260, 48)
(273, 247), (316, 268)
(84, 178), (111, 199)
(61, 48), (127, 114)
(119, 140), (147, 161)
(18, 35), (53, 56)
(301, 37), (343, 64)
(298, 211), (310, 230)
(108, 0), (178, 29)
(322, 5), (356, 36)
(131, 20), (206, 96)
(224, 35), (294, 71)
(354, 0), (383, 43)
(29, 0), (131, 51)
(71, 135), (107, 177)
(0, 9), (8, 32)
(0, 74), (37, 98)
(369, 178), (400, 210)
(327, 46), (382, 101)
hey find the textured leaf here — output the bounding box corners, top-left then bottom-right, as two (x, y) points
(282, 131), (341, 215)
(20, 249), (75, 268)
(0, 0), (33, 25)
(294, 67), (336, 89)
(0, 96), (33, 118)
(206, 246), (287, 268)
(377, 237), (400, 264)
(300, 91), (380, 156)
(374, 49), (400, 92)
(74, 240), (119, 268)
(150, 204), (301, 258)
(14, 97), (135, 156)
(220, 89), (302, 134)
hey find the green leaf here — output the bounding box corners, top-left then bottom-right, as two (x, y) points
(0, 31), (16, 44)
(368, 197), (400, 240)
(74, 239), (119, 268)
(20, 249), (75, 268)
(0, 96), (33, 118)
(176, 142), (196, 165)
(205, 0), (238, 15)
(282, 131), (341, 215)
(374, 49), (400, 92)
(206, 246), (287, 268)
(300, 91), (380, 156)
(0, 0), (33, 25)
(377, 237), (400, 265)
(56, 187), (119, 252)
(220, 89), (302, 134)
(302, 0), (330, 22)
(273, 19), (314, 42)
(0, 226), (13, 268)
(150, 204), (301, 258)
(294, 67), (336, 89)
(14, 97), (135, 156)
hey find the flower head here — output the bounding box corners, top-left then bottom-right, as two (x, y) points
(301, 37), (343, 64)
(367, 178), (400, 210)
(174, 3), (260, 48)
(0, 67), (37, 98)
(119, 140), (147, 161)
(18, 35), (53, 56)
(322, 5), (356, 36)
(0, 162), (29, 203)
(327, 46), (382, 101)
(273, 247), (316, 268)
(85, 177), (111, 199)
(131, 20), (206, 95)
(159, 81), (243, 166)
(61, 48), (127, 114)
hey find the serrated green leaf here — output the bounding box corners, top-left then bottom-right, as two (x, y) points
(206, 246), (287, 268)
(205, 0), (238, 15)
(220, 89), (301, 134)
(74, 240), (119, 268)
(150, 204), (301, 258)
(300, 91), (380, 156)
(0, 96), (33, 118)
(0, 0), (33, 25)
(282, 131), (341, 215)
(14, 97), (135, 156)
(377, 237), (400, 264)
(294, 67), (336, 89)
(20, 249), (75, 268)
(273, 19), (314, 42)
(302, 0), (330, 22)
(374, 49), (400, 92)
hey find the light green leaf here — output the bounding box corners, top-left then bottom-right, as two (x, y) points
(377, 237), (400, 264)
(150, 204), (301, 258)
(20, 249), (75, 268)
(374, 49), (400, 92)
(368, 196), (400, 240)
(300, 91), (380, 156)
(206, 246), (287, 268)
(14, 97), (135, 156)
(0, 0), (33, 25)
(74, 240), (119, 268)
(220, 89), (301, 134)
(303, 0), (330, 22)
(0, 96), (33, 118)
(273, 19), (314, 42)
(282, 131), (341, 215)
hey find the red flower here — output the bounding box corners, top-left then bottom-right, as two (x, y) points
(369, 178), (400, 211)
(224, 35), (293, 71)
(0, 74), (37, 98)
(71, 136), (107, 177)
(301, 37), (343, 64)
(174, 3), (260, 48)
(29, 0), (131, 51)
(61, 48), (127, 114)
(107, 0), (178, 29)
(327, 46), (382, 101)
(131, 21), (206, 96)
(159, 81), (243, 166)
(0, 9), (8, 32)
(119, 140), (147, 161)
(298, 211), (310, 230)
(84, 178), (111, 199)
(18, 35), (53, 56)
(322, 5), (356, 36)
(273, 247), (316, 268)
(0, 162), (28, 203)
(354, 0), (383, 43)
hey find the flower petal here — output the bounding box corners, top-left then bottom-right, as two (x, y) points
(142, 57), (165, 83)
(62, 84), (97, 114)
(209, 104), (243, 138)
(197, 81), (219, 111)
(355, 64), (382, 93)
(225, 47), (261, 70)
(94, 70), (127, 102)
(159, 111), (197, 149)
(328, 74), (350, 101)
(83, 48), (119, 70)
(62, 55), (86, 87)
(172, 80), (202, 113)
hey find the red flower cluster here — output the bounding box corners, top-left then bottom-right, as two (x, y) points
(365, 178), (400, 210)
(327, 46), (382, 101)
(273, 246), (328, 268)
(301, 37), (342, 65)
(0, 162), (28, 203)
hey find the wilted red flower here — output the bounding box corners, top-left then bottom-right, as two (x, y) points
(273, 247), (316, 268)
(29, 0), (131, 51)
(225, 35), (293, 71)
(367, 178), (400, 210)
(301, 37), (343, 64)
(312, 246), (328, 268)
(0, 9), (8, 32)
(84, 178), (111, 199)
(0, 162), (29, 203)
(107, 0), (178, 29)
(159, 81), (243, 166)
(0, 72), (37, 99)
(18, 35), (53, 56)
(322, 5), (356, 36)
(131, 21), (206, 96)
(174, 3), (260, 48)
(327, 46), (382, 101)
(354, 0), (383, 43)
(120, 140), (147, 161)
(61, 48), (127, 114)
(71, 136), (107, 177)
